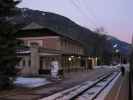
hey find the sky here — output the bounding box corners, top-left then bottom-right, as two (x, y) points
(18, 0), (133, 43)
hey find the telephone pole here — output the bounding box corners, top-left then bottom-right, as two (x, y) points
(129, 33), (133, 100)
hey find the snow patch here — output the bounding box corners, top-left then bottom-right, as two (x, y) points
(14, 77), (51, 88)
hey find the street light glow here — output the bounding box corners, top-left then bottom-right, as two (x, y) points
(115, 49), (119, 53)
(113, 44), (118, 48)
(71, 56), (74, 58)
(68, 57), (72, 61)
(78, 56), (81, 59)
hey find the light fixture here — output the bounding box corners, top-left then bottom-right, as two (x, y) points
(88, 57), (91, 60)
(68, 57), (72, 61)
(78, 56), (81, 59)
(115, 49), (119, 53)
(71, 56), (74, 58)
(113, 44), (118, 48)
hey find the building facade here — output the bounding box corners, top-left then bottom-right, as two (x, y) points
(16, 22), (97, 75)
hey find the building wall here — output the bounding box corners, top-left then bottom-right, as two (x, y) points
(18, 36), (84, 55)
(59, 37), (84, 55)
(18, 36), (60, 50)
(17, 35), (86, 75)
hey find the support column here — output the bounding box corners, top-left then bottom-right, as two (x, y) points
(24, 56), (30, 74)
(92, 58), (95, 69)
(85, 58), (88, 71)
(42, 58), (46, 70)
(58, 55), (63, 76)
(30, 43), (40, 75)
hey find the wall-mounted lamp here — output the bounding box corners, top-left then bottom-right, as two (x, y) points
(68, 57), (72, 61)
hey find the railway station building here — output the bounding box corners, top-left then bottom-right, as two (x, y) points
(16, 22), (98, 75)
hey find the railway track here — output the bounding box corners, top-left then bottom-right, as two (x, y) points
(40, 70), (120, 100)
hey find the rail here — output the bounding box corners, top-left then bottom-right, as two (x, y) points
(40, 70), (119, 100)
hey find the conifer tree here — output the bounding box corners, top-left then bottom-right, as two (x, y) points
(0, 0), (21, 88)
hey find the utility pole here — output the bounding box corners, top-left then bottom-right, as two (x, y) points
(129, 33), (133, 100)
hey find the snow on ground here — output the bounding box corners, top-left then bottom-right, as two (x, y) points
(14, 77), (51, 88)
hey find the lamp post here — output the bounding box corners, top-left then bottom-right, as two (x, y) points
(129, 33), (133, 99)
(112, 44), (121, 65)
(113, 44), (118, 65)
(115, 49), (121, 64)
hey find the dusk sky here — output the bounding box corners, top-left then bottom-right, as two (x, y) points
(18, 0), (133, 43)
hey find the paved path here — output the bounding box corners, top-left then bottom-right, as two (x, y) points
(105, 71), (129, 100)
(0, 68), (112, 100)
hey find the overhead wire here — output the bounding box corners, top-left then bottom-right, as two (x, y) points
(78, 0), (101, 26)
(79, 0), (104, 31)
(68, 0), (98, 29)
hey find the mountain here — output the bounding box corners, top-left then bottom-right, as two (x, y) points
(11, 8), (131, 56)
(12, 8), (102, 55)
(106, 35), (132, 56)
